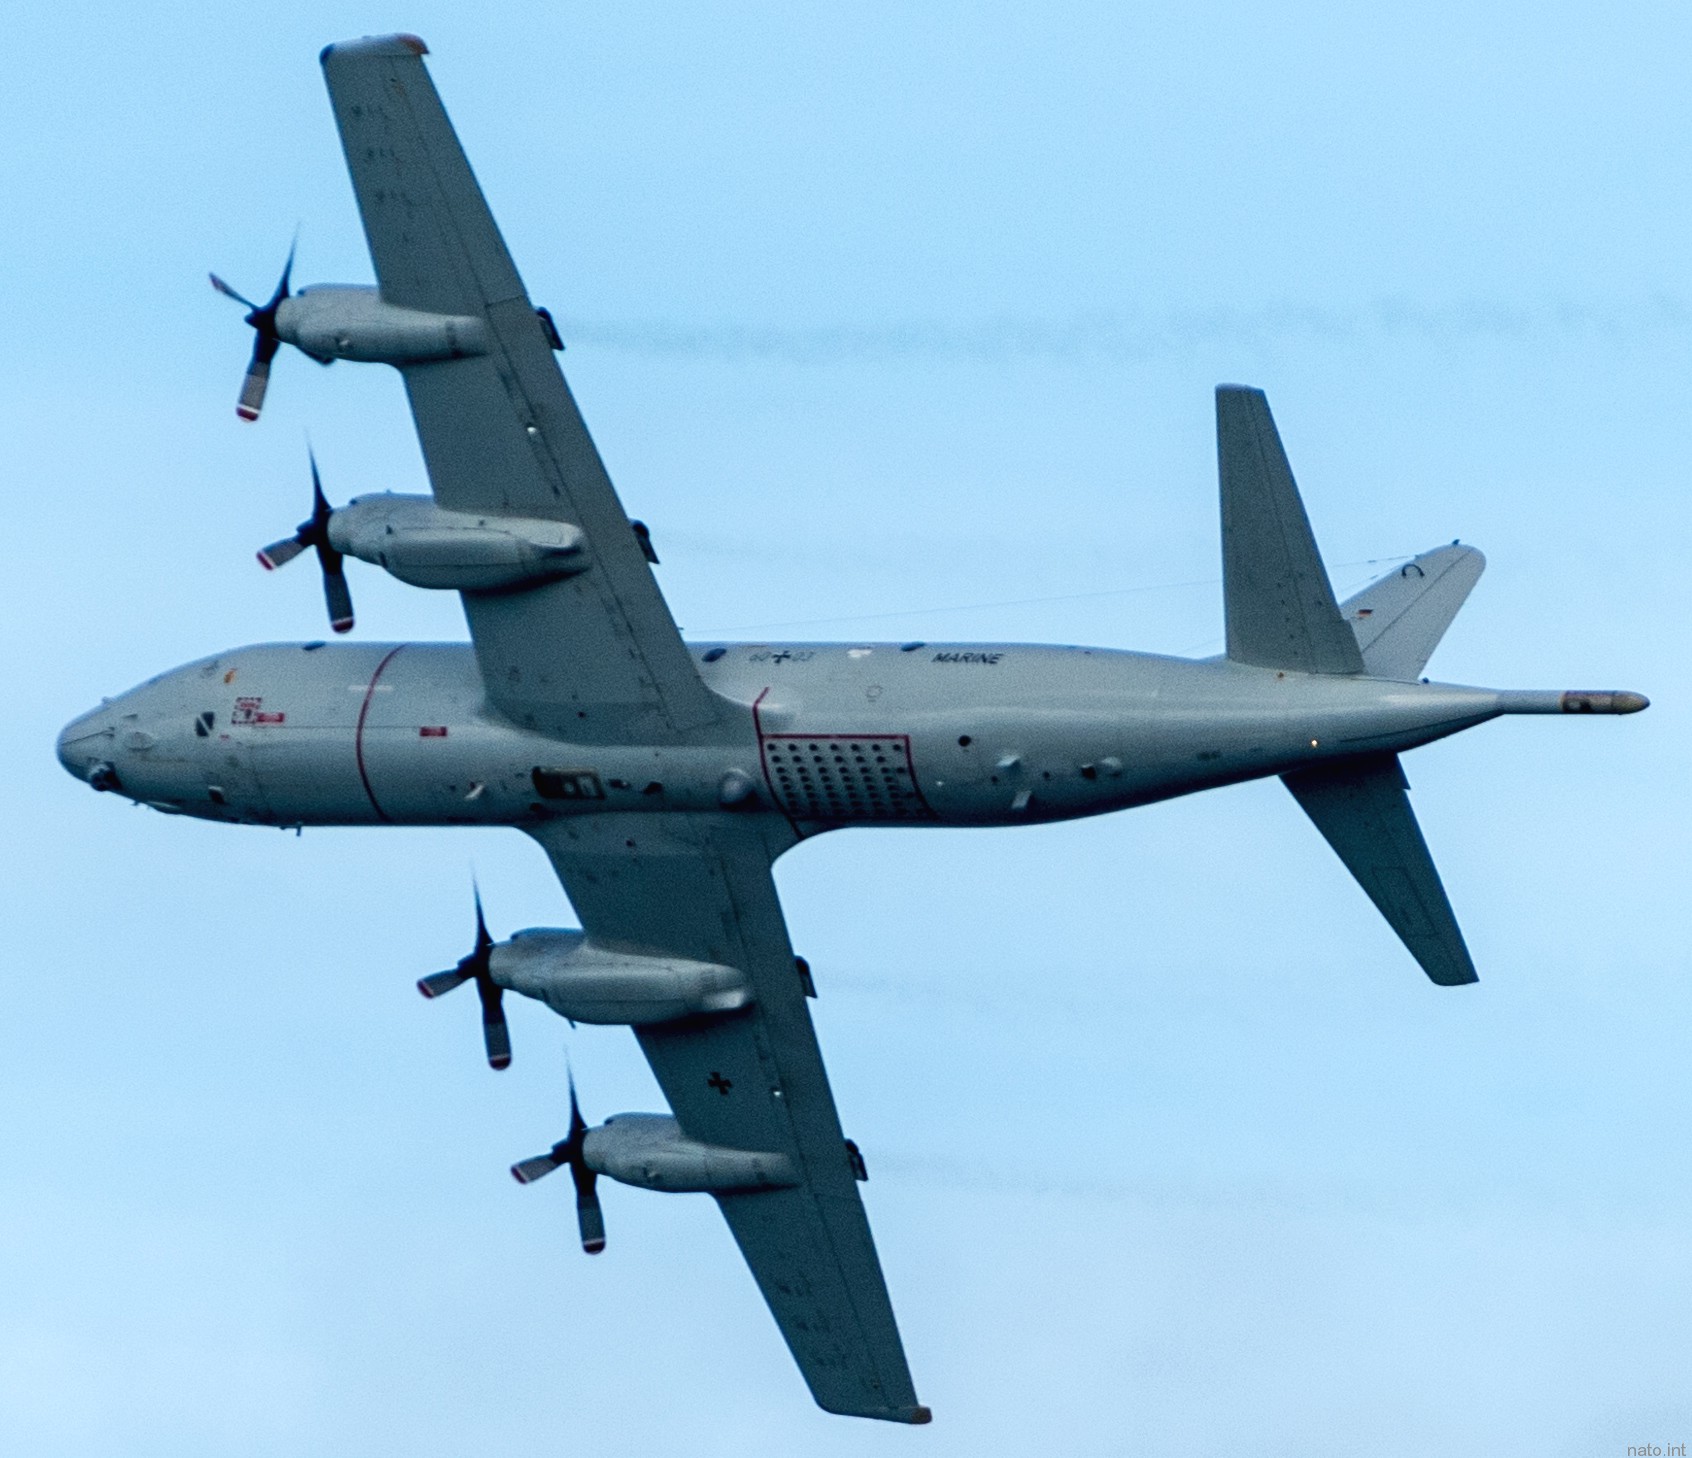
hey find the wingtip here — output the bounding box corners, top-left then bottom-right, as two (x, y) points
(321, 33), (429, 66)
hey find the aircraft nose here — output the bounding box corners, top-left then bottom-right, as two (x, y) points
(57, 705), (118, 788)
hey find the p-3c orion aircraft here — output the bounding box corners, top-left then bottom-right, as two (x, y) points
(56, 34), (1649, 1425)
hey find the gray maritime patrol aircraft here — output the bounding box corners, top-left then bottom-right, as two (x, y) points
(57, 34), (1648, 1425)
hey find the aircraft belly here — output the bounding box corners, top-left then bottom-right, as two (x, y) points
(357, 724), (538, 824)
(247, 730), (374, 824)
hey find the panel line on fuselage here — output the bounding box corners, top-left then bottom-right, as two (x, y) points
(355, 644), (407, 823)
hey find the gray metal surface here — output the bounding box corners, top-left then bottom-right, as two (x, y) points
(526, 812), (927, 1422)
(320, 37), (721, 743)
(1282, 753), (1478, 986)
(1218, 385), (1366, 676)
(1339, 544), (1488, 681)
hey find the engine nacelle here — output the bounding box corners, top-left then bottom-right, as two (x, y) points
(490, 929), (753, 1025)
(583, 1114), (797, 1193)
(327, 494), (587, 592)
(275, 285), (488, 364)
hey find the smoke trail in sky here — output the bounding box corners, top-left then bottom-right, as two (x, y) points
(557, 294), (1692, 363)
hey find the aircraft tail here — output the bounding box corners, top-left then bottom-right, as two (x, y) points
(1215, 385), (1481, 985)
(1282, 753), (1477, 986)
(1216, 385), (1365, 676)
(1338, 544), (1486, 681)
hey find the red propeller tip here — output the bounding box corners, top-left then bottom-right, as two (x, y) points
(236, 405), (260, 422)
(330, 617), (355, 634)
(489, 1053), (512, 1071)
(582, 1238), (606, 1255)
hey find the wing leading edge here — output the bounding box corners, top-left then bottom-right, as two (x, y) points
(526, 812), (929, 1424)
(319, 36), (721, 743)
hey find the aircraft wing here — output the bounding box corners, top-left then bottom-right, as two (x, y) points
(525, 812), (929, 1424)
(319, 36), (721, 742)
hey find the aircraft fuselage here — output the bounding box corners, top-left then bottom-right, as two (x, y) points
(57, 639), (1513, 833)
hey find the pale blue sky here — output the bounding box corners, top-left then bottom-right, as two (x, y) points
(4, 4), (1689, 1455)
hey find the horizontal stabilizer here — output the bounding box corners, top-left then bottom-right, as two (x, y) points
(1217, 386), (1365, 676)
(1340, 544), (1486, 681)
(1282, 753), (1477, 986)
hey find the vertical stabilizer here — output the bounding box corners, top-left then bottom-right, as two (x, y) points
(1339, 544), (1486, 681)
(1218, 386), (1365, 676)
(1282, 753), (1477, 986)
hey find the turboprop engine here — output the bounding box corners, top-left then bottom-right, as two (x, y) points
(509, 1076), (797, 1254)
(524, 1114), (798, 1195)
(488, 929), (753, 1025)
(256, 457), (591, 633)
(211, 245), (563, 421)
(418, 893), (754, 1068)
(272, 284), (486, 365)
(326, 494), (587, 592)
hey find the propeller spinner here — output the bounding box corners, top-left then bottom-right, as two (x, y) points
(257, 451), (355, 634)
(510, 1068), (606, 1254)
(209, 244), (295, 422)
(417, 885), (511, 1070)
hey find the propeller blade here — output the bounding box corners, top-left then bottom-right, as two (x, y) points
(568, 1066), (587, 1139)
(476, 976), (511, 1070)
(473, 882), (492, 954)
(515, 1064), (605, 1250)
(572, 1165), (605, 1254)
(417, 966), (474, 999)
(257, 535), (308, 571)
(235, 346), (272, 422)
(308, 450), (331, 523)
(217, 243), (292, 421)
(511, 1152), (565, 1185)
(209, 272), (258, 309)
(320, 552), (355, 634)
(268, 238), (296, 310)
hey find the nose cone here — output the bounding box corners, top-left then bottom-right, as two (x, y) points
(57, 705), (117, 787)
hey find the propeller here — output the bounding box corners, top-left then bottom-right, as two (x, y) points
(416, 884), (511, 1069)
(209, 242), (294, 422)
(510, 1067), (606, 1254)
(257, 451), (355, 634)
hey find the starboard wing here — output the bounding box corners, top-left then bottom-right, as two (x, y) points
(318, 36), (721, 742)
(525, 811), (929, 1424)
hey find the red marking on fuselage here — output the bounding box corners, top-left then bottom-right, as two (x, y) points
(232, 696), (285, 726)
(355, 646), (406, 823)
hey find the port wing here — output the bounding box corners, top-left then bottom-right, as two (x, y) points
(525, 812), (929, 1423)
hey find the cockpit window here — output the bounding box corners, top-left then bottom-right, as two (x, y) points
(194, 711), (216, 737)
